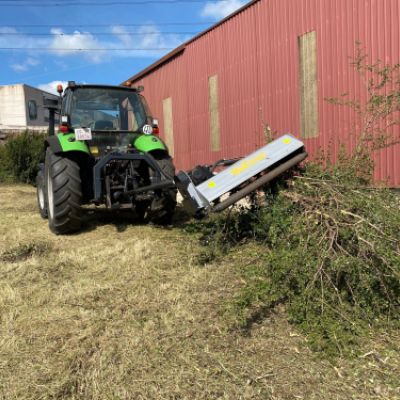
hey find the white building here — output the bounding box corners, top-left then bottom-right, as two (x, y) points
(0, 84), (58, 134)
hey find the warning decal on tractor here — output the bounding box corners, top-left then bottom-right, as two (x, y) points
(75, 128), (92, 141)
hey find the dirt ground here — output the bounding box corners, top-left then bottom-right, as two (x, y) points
(0, 184), (399, 400)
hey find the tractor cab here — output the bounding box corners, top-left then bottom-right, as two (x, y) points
(58, 82), (159, 157)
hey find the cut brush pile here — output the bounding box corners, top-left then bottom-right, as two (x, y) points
(196, 158), (400, 356)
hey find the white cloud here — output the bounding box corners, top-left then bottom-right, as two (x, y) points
(0, 27), (18, 34)
(0, 27), (48, 51)
(1, 25), (188, 67)
(38, 80), (68, 95)
(201, 0), (246, 20)
(112, 25), (133, 47)
(27, 57), (39, 66)
(110, 24), (188, 58)
(10, 57), (40, 72)
(10, 63), (28, 72)
(48, 29), (106, 63)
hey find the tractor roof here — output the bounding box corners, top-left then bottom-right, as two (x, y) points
(66, 82), (142, 92)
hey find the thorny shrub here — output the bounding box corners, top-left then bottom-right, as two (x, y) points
(194, 164), (400, 356)
(326, 42), (400, 153)
(191, 46), (400, 356)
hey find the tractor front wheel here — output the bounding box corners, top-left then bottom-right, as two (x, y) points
(45, 148), (83, 234)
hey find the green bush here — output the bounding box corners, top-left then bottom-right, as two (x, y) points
(193, 45), (400, 356)
(0, 131), (46, 184)
(0, 144), (11, 183)
(194, 161), (400, 356)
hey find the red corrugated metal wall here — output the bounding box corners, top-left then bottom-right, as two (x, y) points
(131, 0), (400, 186)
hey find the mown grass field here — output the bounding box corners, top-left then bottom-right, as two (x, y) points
(0, 184), (399, 399)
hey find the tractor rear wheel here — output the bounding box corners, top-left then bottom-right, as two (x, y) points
(45, 148), (83, 234)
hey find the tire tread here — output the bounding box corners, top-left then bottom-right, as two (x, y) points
(46, 148), (83, 234)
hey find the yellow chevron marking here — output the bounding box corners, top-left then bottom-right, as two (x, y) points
(230, 152), (267, 176)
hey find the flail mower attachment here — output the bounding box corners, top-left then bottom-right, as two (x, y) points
(175, 134), (307, 218)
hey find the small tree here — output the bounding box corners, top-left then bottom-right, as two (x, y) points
(325, 42), (400, 183)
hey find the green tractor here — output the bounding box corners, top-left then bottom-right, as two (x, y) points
(36, 82), (177, 234)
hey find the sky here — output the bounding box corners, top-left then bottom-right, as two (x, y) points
(0, 0), (247, 94)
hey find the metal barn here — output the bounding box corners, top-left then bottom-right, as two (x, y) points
(123, 0), (400, 186)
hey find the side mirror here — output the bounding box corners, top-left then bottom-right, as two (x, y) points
(43, 96), (62, 136)
(43, 96), (60, 110)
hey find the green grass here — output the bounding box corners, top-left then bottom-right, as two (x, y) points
(0, 184), (399, 399)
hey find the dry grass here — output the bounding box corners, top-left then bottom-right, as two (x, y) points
(0, 184), (399, 399)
